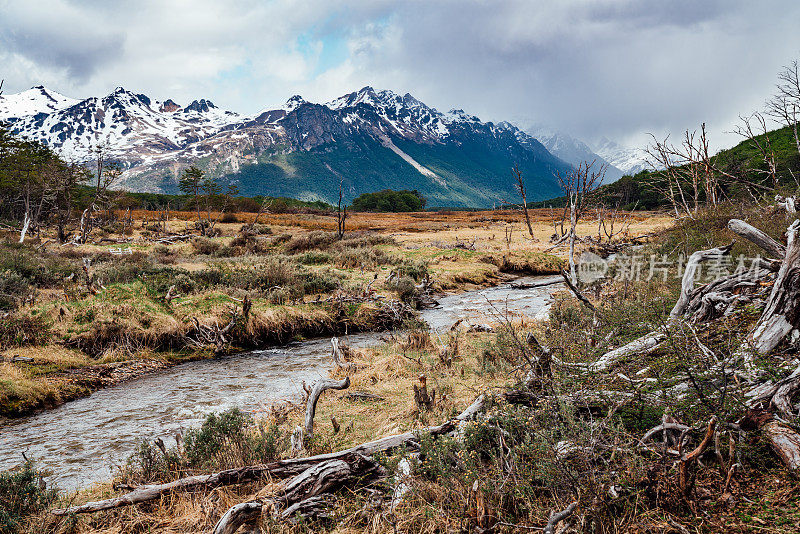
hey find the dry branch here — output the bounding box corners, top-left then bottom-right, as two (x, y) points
(51, 394), (486, 516)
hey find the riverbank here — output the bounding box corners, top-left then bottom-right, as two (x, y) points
(4, 209), (663, 420)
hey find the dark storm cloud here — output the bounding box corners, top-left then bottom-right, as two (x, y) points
(1, 0), (799, 149)
(0, 1), (124, 81)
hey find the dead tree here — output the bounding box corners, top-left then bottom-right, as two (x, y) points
(555, 161), (605, 284)
(512, 166), (535, 239)
(766, 60), (800, 162)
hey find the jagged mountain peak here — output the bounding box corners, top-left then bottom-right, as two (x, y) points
(184, 99), (217, 113)
(0, 85), (78, 121)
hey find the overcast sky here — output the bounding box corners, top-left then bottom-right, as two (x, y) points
(2, 0), (799, 150)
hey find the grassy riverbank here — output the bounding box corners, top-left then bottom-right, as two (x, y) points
(1, 209), (667, 419)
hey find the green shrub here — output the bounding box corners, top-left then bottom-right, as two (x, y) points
(0, 462), (57, 534)
(394, 275), (418, 305)
(192, 237), (222, 255)
(297, 251), (332, 265)
(391, 259), (428, 281)
(122, 409), (286, 484)
(0, 271), (30, 311)
(284, 231), (338, 253)
(0, 314), (51, 348)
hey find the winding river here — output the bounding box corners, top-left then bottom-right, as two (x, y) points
(0, 276), (559, 491)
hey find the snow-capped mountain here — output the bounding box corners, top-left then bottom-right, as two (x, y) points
(0, 85), (78, 120)
(0, 87), (241, 165)
(0, 85), (571, 207)
(593, 137), (649, 175)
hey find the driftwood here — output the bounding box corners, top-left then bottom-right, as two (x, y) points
(304, 377), (350, 437)
(211, 502), (263, 534)
(51, 395), (486, 516)
(330, 337), (357, 373)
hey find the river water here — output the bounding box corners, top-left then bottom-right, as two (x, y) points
(0, 276), (559, 491)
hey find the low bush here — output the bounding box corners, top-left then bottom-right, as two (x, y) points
(122, 408), (286, 484)
(0, 314), (51, 347)
(191, 237), (222, 255)
(284, 231), (338, 253)
(0, 462), (57, 534)
(0, 271), (30, 311)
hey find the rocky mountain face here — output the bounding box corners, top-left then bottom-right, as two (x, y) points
(0, 85), (575, 207)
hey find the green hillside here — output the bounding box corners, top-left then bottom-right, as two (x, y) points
(217, 133), (568, 208)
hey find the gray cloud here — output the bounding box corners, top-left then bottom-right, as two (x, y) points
(1, 0), (799, 151)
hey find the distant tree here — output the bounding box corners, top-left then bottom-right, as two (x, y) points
(179, 166), (204, 223)
(350, 189), (426, 212)
(336, 178), (347, 240)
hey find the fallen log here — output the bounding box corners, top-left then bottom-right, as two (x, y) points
(727, 219), (785, 258)
(51, 465), (271, 515)
(761, 419), (800, 472)
(51, 394), (486, 516)
(736, 220), (800, 373)
(212, 455), (384, 530)
(211, 502), (263, 534)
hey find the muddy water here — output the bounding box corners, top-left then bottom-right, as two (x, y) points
(0, 276), (559, 491)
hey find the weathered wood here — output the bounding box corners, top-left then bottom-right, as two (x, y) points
(761, 419), (800, 471)
(670, 242), (734, 319)
(280, 495), (334, 522)
(561, 270), (597, 312)
(331, 337), (357, 373)
(51, 465), (271, 515)
(737, 220), (800, 371)
(588, 331), (665, 372)
(727, 219), (786, 257)
(543, 501), (577, 534)
(305, 377), (350, 437)
(211, 502), (263, 534)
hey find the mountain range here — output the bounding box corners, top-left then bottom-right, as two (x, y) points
(0, 85), (646, 207)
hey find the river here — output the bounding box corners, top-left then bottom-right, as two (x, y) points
(0, 276), (559, 491)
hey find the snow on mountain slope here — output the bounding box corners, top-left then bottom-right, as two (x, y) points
(1, 84), (572, 205)
(0, 86), (78, 121)
(593, 137), (649, 175)
(4, 87), (241, 164)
